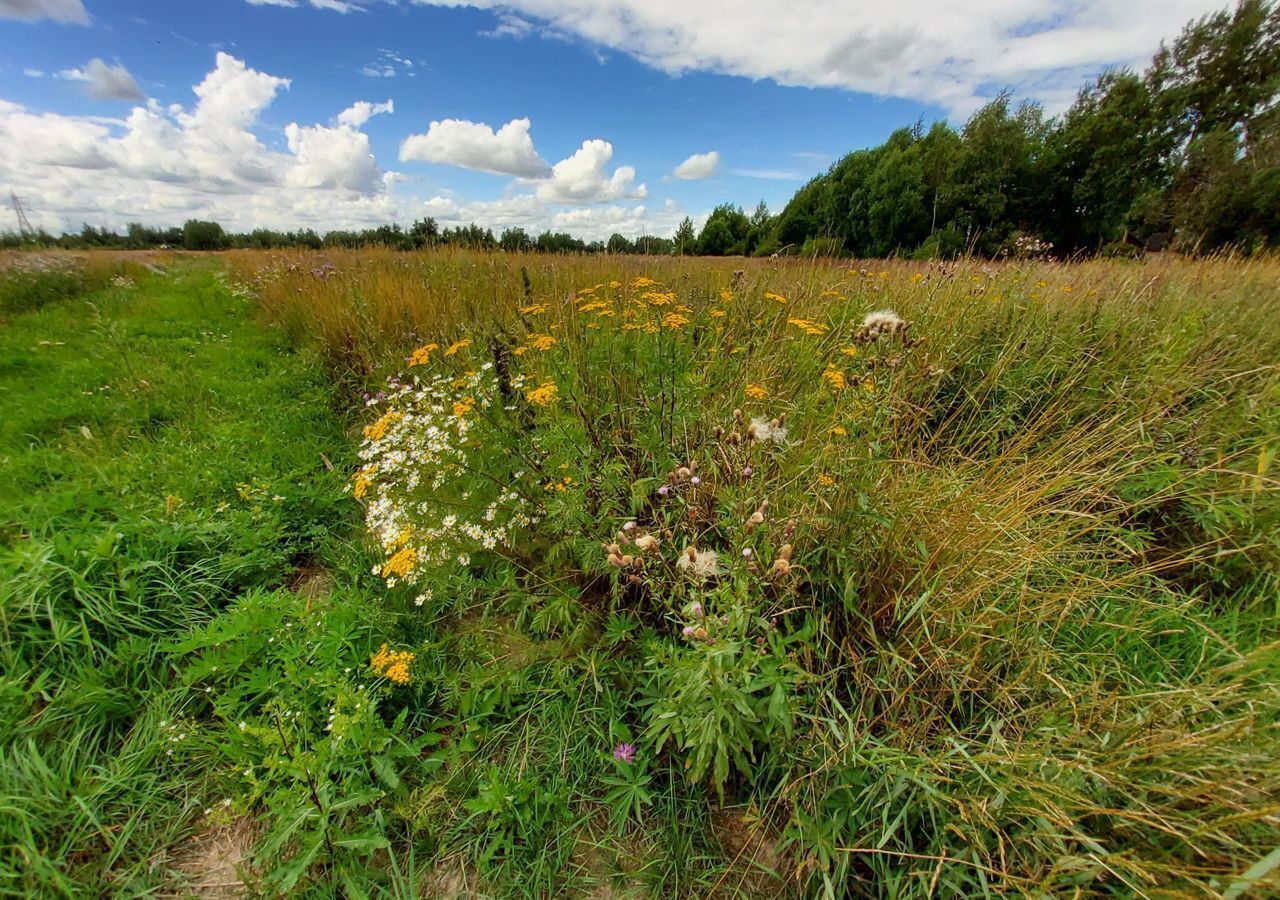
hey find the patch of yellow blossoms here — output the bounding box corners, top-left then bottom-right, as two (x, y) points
(525, 381), (559, 406)
(370, 643), (414, 684)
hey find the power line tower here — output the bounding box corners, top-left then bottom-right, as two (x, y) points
(9, 190), (34, 238)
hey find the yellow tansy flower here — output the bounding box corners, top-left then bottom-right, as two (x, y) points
(381, 547), (416, 579)
(363, 410), (402, 442)
(453, 397), (475, 418)
(525, 381), (559, 406)
(407, 343), (439, 367)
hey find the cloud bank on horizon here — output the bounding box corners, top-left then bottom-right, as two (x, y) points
(0, 0), (1234, 237)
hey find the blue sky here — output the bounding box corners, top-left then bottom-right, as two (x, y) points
(0, 0), (1229, 238)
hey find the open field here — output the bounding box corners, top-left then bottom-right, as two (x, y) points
(1, 249), (1278, 898)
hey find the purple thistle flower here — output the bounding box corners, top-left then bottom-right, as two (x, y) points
(658, 485), (670, 496)
(690, 476), (701, 485)
(743, 466), (753, 477)
(614, 742), (636, 764)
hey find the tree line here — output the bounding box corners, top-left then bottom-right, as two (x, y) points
(720, 0), (1279, 258)
(4, 2), (1276, 259)
(0, 218), (682, 255)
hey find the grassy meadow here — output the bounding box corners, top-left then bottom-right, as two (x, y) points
(1, 249), (1278, 897)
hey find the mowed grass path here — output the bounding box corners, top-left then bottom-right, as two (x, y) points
(0, 262), (359, 895)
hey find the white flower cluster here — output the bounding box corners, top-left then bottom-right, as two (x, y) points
(354, 363), (538, 587)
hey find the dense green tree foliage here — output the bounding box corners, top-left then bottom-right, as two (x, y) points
(181, 219), (226, 251)
(760, 0), (1280, 257)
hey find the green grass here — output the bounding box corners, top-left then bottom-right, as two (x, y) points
(0, 262), (365, 895)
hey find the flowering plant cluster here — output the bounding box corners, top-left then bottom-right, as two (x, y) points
(351, 359), (538, 589)
(349, 274), (932, 784)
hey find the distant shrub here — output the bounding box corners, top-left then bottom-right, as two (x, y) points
(183, 219), (226, 251)
(1101, 239), (1144, 259)
(798, 235), (845, 258)
(910, 227), (966, 259)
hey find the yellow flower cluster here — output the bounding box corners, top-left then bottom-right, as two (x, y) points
(352, 466), (375, 499)
(525, 381), (559, 406)
(452, 397), (476, 418)
(370, 643), (414, 684)
(662, 311), (690, 329)
(363, 410), (402, 442)
(631, 276), (658, 289)
(745, 383), (769, 400)
(443, 338), (472, 357)
(544, 474), (574, 493)
(765, 291), (788, 304)
(822, 365), (846, 390)
(519, 303), (550, 315)
(407, 343), (439, 367)
(526, 333), (556, 351)
(642, 290), (677, 306)
(381, 546), (416, 579)
(787, 317), (829, 335)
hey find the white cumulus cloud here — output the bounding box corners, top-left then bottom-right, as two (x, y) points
(409, 0), (1229, 116)
(57, 59), (145, 101)
(337, 98), (394, 128)
(399, 116), (551, 177)
(1, 52), (692, 240)
(672, 150), (719, 180)
(535, 139), (646, 204)
(0, 0), (87, 24)
(0, 53), (405, 233)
